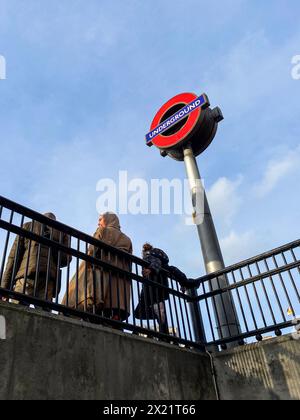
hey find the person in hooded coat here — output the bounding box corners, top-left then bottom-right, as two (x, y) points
(62, 212), (133, 322)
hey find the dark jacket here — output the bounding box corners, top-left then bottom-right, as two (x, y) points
(2, 221), (71, 296)
(134, 248), (187, 320)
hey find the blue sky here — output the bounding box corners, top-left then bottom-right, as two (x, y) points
(0, 0), (300, 278)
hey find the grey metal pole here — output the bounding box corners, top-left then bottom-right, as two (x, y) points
(183, 145), (240, 348)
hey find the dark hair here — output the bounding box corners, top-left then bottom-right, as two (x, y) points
(44, 212), (56, 221)
(143, 243), (153, 252)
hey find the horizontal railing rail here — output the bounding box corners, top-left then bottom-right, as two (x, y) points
(195, 239), (300, 285)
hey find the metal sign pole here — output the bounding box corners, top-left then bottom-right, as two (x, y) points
(183, 145), (241, 347)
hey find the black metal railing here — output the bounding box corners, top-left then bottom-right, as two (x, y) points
(0, 195), (299, 351)
(196, 240), (300, 348)
(0, 196), (203, 350)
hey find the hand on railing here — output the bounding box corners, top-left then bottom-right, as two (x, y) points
(179, 278), (201, 291)
(167, 266), (200, 293)
(142, 268), (152, 278)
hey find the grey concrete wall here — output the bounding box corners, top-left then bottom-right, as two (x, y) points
(0, 302), (216, 400)
(2, 302), (300, 400)
(213, 335), (300, 400)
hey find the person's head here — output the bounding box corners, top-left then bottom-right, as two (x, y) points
(143, 243), (153, 253)
(44, 212), (56, 221)
(98, 212), (121, 230)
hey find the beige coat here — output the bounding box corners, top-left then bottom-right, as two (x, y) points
(62, 214), (133, 320)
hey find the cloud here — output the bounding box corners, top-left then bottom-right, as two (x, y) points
(254, 146), (300, 197)
(198, 26), (300, 157)
(220, 230), (258, 265)
(207, 176), (243, 227)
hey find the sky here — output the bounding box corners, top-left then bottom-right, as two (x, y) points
(0, 0), (300, 279)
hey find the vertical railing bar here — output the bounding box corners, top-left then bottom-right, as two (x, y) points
(75, 238), (80, 310)
(182, 286), (193, 342)
(147, 272), (157, 334)
(44, 225), (54, 303)
(174, 279), (188, 341)
(162, 298), (170, 339)
(115, 254), (121, 321)
(107, 251), (113, 319)
(231, 270), (249, 333)
(254, 261), (277, 325)
(290, 248), (300, 275)
(10, 215), (25, 292)
(108, 269), (113, 319)
(263, 259), (286, 322)
(65, 236), (71, 308)
(170, 278), (183, 340)
(216, 275), (233, 338)
(130, 276), (136, 328)
(202, 280), (216, 342)
(0, 210), (15, 283)
(23, 220), (35, 297)
(34, 222), (44, 297)
(247, 264), (267, 328)
(208, 277), (224, 340)
(135, 264), (143, 329)
(122, 257), (129, 324)
(137, 264), (150, 331)
(99, 258), (105, 317)
(55, 231), (63, 305)
(154, 279), (163, 335)
(239, 268), (259, 330)
(91, 245), (96, 315)
(272, 254), (295, 317)
(166, 282), (176, 337)
(84, 242), (88, 313)
(281, 251), (300, 303)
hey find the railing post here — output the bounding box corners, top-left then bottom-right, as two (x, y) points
(187, 287), (206, 344)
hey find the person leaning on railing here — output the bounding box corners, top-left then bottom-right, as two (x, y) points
(134, 243), (188, 337)
(62, 212), (133, 323)
(1, 213), (71, 306)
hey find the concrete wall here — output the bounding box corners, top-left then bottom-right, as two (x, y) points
(1, 302), (300, 400)
(0, 302), (216, 400)
(213, 335), (300, 400)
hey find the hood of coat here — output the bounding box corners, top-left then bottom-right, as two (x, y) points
(102, 212), (121, 230)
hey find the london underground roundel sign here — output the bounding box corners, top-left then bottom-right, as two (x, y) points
(146, 92), (210, 150)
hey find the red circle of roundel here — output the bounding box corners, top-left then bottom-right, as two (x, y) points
(150, 92), (201, 150)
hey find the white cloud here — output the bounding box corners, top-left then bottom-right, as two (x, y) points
(254, 146), (300, 197)
(207, 176), (243, 227)
(199, 27), (300, 127)
(220, 230), (258, 265)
